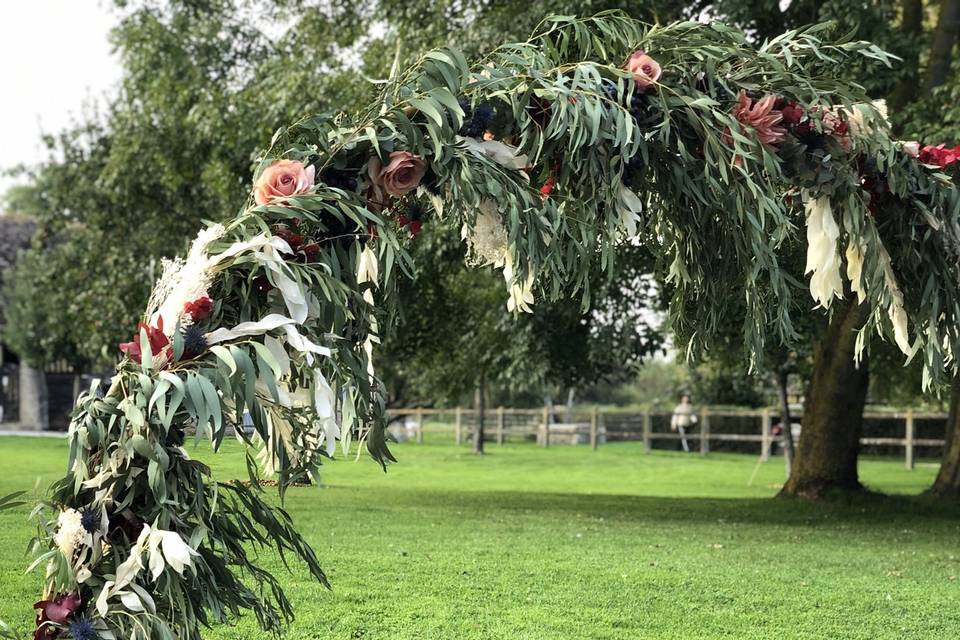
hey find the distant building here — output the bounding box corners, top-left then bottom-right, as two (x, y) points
(0, 214), (79, 431)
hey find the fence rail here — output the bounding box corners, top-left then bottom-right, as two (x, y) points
(384, 406), (948, 470)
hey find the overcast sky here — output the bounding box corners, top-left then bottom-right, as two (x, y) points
(0, 1), (121, 199)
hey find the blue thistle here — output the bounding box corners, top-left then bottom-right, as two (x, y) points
(458, 101), (495, 138)
(182, 324), (208, 358)
(80, 509), (99, 534)
(69, 618), (98, 640)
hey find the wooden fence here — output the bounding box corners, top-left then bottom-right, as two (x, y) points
(384, 406), (949, 470)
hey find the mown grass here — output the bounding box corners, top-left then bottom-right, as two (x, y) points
(1, 436), (959, 639)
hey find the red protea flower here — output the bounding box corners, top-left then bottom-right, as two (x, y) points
(918, 143), (960, 168)
(183, 296), (213, 322)
(34, 592), (82, 639)
(729, 90), (787, 146)
(119, 317), (169, 364)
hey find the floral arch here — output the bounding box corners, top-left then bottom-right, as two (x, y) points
(14, 13), (960, 640)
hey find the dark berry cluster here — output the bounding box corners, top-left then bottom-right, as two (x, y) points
(600, 80), (647, 180)
(320, 167), (359, 192)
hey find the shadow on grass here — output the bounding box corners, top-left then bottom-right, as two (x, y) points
(306, 483), (960, 529)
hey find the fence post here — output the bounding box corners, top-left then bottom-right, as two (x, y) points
(497, 406), (505, 445)
(541, 406), (550, 448)
(590, 407), (598, 450)
(905, 408), (915, 470)
(643, 411), (652, 454)
(455, 407), (462, 446)
(416, 407), (424, 444)
(699, 409), (710, 456)
(760, 408), (771, 462)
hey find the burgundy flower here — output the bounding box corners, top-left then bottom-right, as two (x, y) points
(780, 102), (804, 126)
(272, 225), (305, 251)
(183, 296), (213, 322)
(253, 274), (274, 295)
(34, 593), (82, 640)
(301, 243), (321, 261)
(119, 318), (170, 364)
(396, 216), (423, 238)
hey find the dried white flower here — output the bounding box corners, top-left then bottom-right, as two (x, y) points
(53, 508), (86, 559)
(804, 194), (843, 308)
(462, 200), (509, 267)
(457, 136), (529, 171)
(147, 224), (226, 334)
(845, 240), (866, 304)
(877, 243), (911, 354)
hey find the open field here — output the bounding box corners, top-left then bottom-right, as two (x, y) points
(1, 437), (959, 639)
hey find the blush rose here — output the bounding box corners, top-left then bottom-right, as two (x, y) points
(625, 51), (662, 92)
(254, 160), (315, 206)
(368, 151), (428, 197)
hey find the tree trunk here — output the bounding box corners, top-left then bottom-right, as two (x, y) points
(18, 364), (49, 431)
(930, 377), (960, 496)
(473, 380), (485, 455)
(780, 299), (870, 498)
(776, 367), (795, 475)
(924, 0), (960, 94)
(888, 0), (925, 114)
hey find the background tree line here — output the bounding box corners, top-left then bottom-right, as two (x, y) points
(2, 0), (959, 492)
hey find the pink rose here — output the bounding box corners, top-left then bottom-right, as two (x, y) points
(369, 151), (428, 197)
(625, 51), (662, 93)
(254, 160), (315, 206)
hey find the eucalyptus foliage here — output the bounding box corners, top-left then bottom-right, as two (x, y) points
(17, 13), (960, 640)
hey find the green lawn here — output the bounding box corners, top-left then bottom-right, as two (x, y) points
(1, 436), (959, 639)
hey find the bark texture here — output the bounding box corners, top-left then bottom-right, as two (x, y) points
(780, 299), (870, 498)
(924, 0), (960, 94)
(930, 377), (960, 496)
(473, 382), (485, 455)
(888, 0), (925, 113)
(776, 367), (795, 474)
(18, 364), (49, 431)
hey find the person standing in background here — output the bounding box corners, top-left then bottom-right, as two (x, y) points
(670, 393), (697, 452)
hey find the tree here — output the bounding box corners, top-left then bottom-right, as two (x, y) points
(379, 224), (664, 453)
(3, 227), (151, 372)
(697, 0), (960, 497)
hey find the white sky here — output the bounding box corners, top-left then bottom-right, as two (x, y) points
(0, 1), (121, 200)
